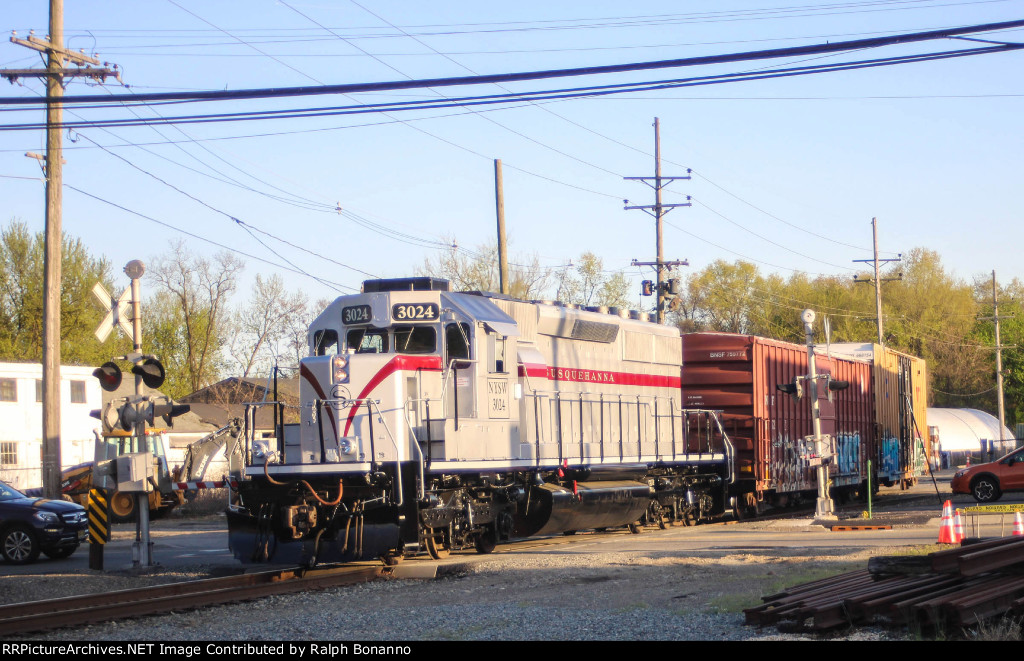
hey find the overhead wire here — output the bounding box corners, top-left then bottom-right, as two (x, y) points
(64, 184), (358, 292)
(9, 12), (1024, 290)
(3, 44), (1018, 132)
(162, 0), (623, 251)
(5, 18), (1023, 108)
(52, 1), (1012, 41)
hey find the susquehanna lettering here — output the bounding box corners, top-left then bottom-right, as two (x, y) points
(546, 367), (616, 383)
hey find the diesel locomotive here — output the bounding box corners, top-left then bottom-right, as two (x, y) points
(227, 278), (735, 564)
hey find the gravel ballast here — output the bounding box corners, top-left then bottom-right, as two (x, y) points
(1, 545), (914, 641)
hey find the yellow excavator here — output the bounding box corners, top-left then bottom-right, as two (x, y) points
(54, 422), (241, 523)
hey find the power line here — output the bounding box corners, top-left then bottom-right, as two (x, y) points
(4, 43), (1019, 131)
(4, 18), (1022, 107)
(48, 1), (1011, 40)
(64, 184), (358, 292)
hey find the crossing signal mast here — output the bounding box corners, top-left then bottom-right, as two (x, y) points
(90, 260), (189, 567)
(775, 309), (851, 520)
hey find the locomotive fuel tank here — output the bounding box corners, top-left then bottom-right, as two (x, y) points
(515, 480), (653, 537)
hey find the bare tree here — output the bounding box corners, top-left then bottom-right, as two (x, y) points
(227, 273), (309, 377)
(149, 241), (243, 393)
(417, 237), (551, 299)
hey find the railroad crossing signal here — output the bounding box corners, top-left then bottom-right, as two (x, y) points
(116, 398), (190, 431)
(93, 362), (123, 392)
(91, 356), (166, 392)
(92, 282), (133, 342)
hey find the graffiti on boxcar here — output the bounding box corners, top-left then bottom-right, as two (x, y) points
(770, 433), (815, 493)
(833, 432), (862, 487)
(770, 431), (862, 493)
(879, 434), (900, 481)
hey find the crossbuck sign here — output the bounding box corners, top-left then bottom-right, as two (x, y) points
(92, 282), (133, 342)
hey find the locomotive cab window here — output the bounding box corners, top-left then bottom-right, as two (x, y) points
(445, 322), (471, 362)
(487, 332), (507, 374)
(393, 325), (436, 354)
(346, 328), (389, 354)
(313, 329), (339, 357)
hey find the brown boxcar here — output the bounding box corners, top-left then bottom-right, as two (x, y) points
(682, 333), (874, 514)
(826, 343), (929, 488)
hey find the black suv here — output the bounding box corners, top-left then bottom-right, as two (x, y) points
(0, 480), (88, 564)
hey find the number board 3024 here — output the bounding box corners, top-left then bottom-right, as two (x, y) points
(342, 305), (372, 324)
(391, 303), (440, 322)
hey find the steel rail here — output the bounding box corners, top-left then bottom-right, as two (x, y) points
(0, 563), (382, 636)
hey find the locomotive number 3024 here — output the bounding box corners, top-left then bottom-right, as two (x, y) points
(392, 303), (439, 321)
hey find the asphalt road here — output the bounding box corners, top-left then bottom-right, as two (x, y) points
(2, 468), (1022, 577)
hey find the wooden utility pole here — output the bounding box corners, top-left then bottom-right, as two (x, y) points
(853, 218), (902, 346)
(624, 118), (691, 324)
(3, 2), (120, 499)
(494, 159), (509, 295)
(984, 271), (1010, 444)
(41, 2), (66, 501)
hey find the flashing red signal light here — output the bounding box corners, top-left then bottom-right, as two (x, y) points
(93, 362), (122, 392)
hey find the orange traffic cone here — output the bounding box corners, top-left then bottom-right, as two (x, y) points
(954, 508), (965, 543)
(1013, 512), (1024, 537)
(938, 500), (959, 544)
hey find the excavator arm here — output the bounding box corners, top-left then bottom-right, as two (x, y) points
(179, 419), (242, 484)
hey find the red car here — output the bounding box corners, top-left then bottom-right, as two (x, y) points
(951, 446), (1024, 503)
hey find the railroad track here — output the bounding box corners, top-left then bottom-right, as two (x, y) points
(0, 563), (383, 636)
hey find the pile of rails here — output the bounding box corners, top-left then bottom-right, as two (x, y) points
(745, 537), (1024, 636)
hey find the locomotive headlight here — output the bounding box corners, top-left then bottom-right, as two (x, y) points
(332, 354), (349, 384)
(338, 437), (357, 455)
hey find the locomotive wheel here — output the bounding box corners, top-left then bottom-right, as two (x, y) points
(627, 521), (643, 534)
(381, 551), (404, 566)
(647, 501), (667, 530)
(730, 496), (759, 521)
(682, 509), (697, 526)
(424, 527), (451, 560)
(473, 525), (497, 555)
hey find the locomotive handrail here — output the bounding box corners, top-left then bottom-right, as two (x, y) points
(399, 397), (433, 501)
(517, 388), (734, 471)
(441, 358), (478, 432)
(285, 396), (409, 508)
(675, 407), (736, 485)
(238, 399), (301, 467)
(364, 399), (405, 508)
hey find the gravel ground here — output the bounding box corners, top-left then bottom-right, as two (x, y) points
(1, 543), (917, 641)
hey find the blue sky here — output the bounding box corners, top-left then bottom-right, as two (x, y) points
(2, 1), (1022, 311)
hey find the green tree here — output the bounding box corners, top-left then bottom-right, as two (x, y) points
(555, 252), (633, 308)
(143, 290), (191, 399)
(0, 220), (128, 365)
(677, 260), (764, 333)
